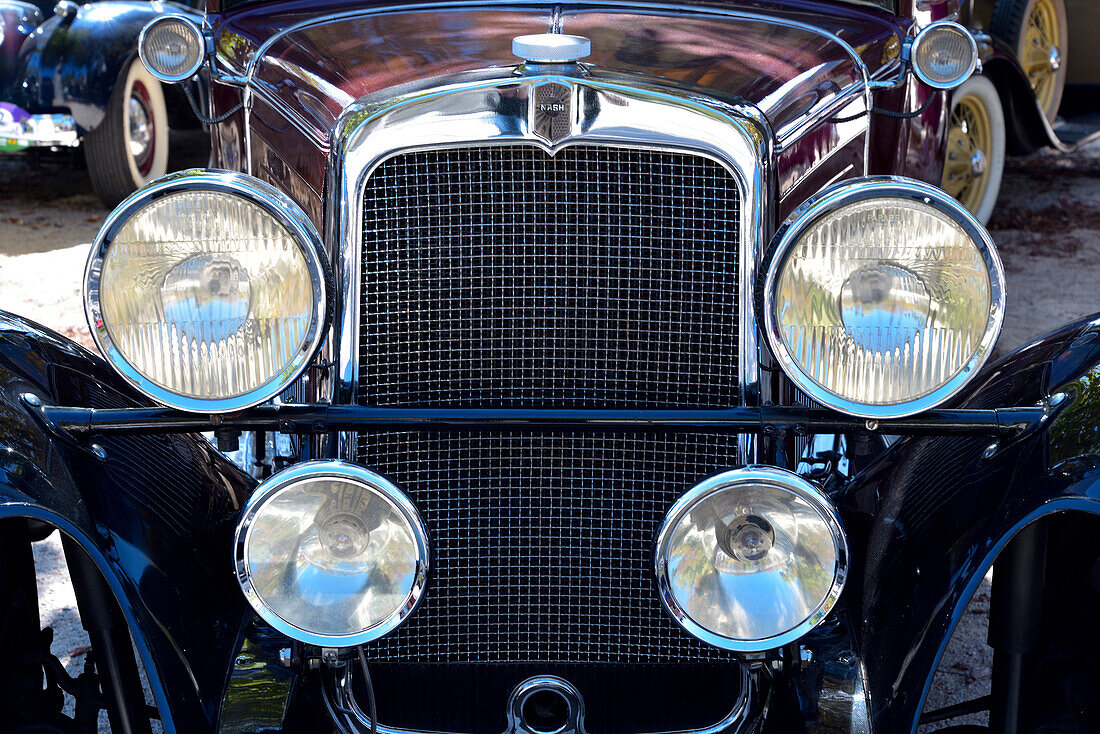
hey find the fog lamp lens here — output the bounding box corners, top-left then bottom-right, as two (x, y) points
(138, 16), (205, 82)
(655, 467), (847, 652)
(234, 462), (429, 647)
(911, 21), (979, 90)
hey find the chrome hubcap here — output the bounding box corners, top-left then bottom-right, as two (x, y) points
(127, 95), (152, 160)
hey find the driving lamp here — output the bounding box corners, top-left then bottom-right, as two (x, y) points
(909, 21), (979, 90)
(655, 466), (847, 652)
(138, 15), (205, 83)
(84, 171), (327, 412)
(764, 177), (1004, 418)
(234, 462), (429, 647)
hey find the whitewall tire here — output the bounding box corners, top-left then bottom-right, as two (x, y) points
(85, 58), (170, 208)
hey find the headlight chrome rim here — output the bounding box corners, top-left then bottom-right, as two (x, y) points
(909, 21), (979, 91)
(137, 15), (205, 83)
(655, 466), (848, 653)
(763, 176), (1006, 419)
(84, 170), (329, 413)
(233, 461), (430, 648)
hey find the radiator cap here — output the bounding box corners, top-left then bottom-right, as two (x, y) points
(512, 34), (591, 63)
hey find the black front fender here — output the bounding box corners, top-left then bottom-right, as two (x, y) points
(836, 313), (1100, 732)
(0, 311), (254, 733)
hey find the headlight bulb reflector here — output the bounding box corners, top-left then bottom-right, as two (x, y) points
(655, 466), (847, 652)
(234, 461), (429, 647)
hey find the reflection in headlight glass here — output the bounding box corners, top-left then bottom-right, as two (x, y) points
(245, 477), (421, 637)
(99, 191), (315, 400)
(775, 198), (992, 406)
(666, 481), (839, 642)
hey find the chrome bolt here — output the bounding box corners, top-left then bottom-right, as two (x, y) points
(865, 419), (879, 432)
(970, 149), (988, 177)
(234, 654), (250, 668)
(321, 649), (339, 665)
(22, 393), (41, 407)
(982, 443), (998, 460)
(279, 648), (292, 668)
(90, 444), (107, 461)
(1049, 392), (1067, 407)
(1049, 46), (1062, 72)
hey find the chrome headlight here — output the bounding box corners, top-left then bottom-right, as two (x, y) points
(138, 15), (205, 83)
(234, 461), (429, 647)
(85, 172), (328, 412)
(655, 467), (847, 652)
(764, 178), (1004, 418)
(910, 21), (979, 90)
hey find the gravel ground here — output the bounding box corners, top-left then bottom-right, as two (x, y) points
(2, 135), (1099, 729)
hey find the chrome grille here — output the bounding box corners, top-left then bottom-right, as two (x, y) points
(357, 431), (739, 663)
(358, 144), (741, 409)
(356, 144), (743, 664)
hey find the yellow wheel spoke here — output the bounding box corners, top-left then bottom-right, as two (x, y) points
(943, 93), (993, 214)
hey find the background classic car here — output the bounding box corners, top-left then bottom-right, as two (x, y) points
(0, 0), (209, 207)
(2, 2), (1100, 734)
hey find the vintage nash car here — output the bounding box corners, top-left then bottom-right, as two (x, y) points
(2, 0), (1100, 732)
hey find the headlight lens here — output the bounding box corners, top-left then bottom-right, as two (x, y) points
(765, 178), (1004, 418)
(910, 21), (979, 90)
(86, 172), (327, 412)
(655, 467), (847, 652)
(235, 462), (429, 646)
(138, 16), (205, 83)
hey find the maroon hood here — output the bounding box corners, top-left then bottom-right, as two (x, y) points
(214, 0), (904, 146)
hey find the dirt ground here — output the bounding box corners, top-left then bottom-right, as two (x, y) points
(1, 136), (1099, 729)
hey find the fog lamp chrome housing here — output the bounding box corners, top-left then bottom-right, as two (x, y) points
(234, 462), (429, 647)
(138, 15), (205, 82)
(85, 171), (328, 413)
(909, 21), (979, 90)
(764, 177), (1005, 419)
(655, 467), (847, 653)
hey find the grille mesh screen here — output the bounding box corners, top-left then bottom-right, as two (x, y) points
(356, 144), (743, 664)
(358, 145), (741, 409)
(358, 431), (739, 663)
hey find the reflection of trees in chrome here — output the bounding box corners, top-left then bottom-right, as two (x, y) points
(668, 490), (836, 639)
(246, 481), (418, 635)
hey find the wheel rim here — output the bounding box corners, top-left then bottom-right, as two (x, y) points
(1021, 0), (1062, 115)
(942, 94), (994, 214)
(127, 81), (156, 177)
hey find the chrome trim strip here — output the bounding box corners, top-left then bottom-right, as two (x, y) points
(653, 465), (849, 653)
(83, 170), (329, 413)
(762, 176), (1007, 420)
(233, 460), (430, 648)
(326, 72), (772, 464)
(323, 658), (762, 734)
